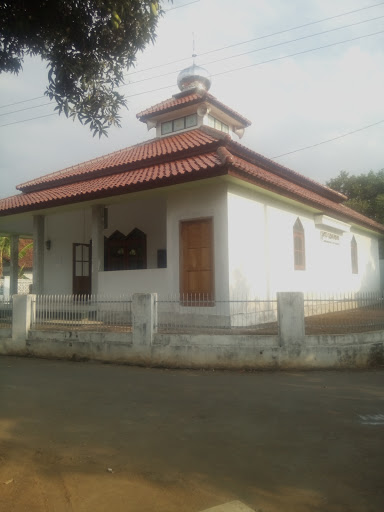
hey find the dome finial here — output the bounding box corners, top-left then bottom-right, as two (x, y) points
(177, 34), (211, 92)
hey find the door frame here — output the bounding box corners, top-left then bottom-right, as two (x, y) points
(72, 242), (92, 295)
(179, 217), (215, 306)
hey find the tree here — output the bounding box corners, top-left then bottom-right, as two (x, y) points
(0, 237), (33, 279)
(326, 169), (384, 225)
(0, 1), (166, 136)
(0, 237), (10, 279)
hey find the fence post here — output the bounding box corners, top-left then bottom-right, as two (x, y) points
(12, 294), (36, 343)
(132, 293), (157, 348)
(277, 292), (305, 346)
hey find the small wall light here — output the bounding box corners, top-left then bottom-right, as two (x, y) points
(45, 240), (51, 251)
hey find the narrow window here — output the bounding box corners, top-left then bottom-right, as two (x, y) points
(161, 121), (172, 135)
(173, 117), (185, 132)
(351, 236), (358, 274)
(293, 218), (305, 270)
(185, 114), (197, 128)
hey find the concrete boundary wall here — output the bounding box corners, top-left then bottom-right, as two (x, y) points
(0, 292), (384, 369)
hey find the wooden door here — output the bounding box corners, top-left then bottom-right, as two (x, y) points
(73, 243), (92, 295)
(180, 218), (214, 304)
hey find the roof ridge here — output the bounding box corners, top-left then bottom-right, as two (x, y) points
(16, 128), (222, 194)
(16, 137), (157, 191)
(136, 90), (251, 126)
(226, 155), (384, 233)
(225, 138), (348, 203)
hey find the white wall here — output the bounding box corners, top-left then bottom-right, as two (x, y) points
(104, 196), (166, 269)
(166, 181), (230, 299)
(98, 268), (170, 296)
(44, 209), (92, 294)
(43, 195), (167, 294)
(227, 184), (382, 298)
(40, 181), (382, 298)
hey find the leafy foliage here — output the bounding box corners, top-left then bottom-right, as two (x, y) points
(0, 237), (33, 278)
(327, 170), (384, 224)
(0, 0), (165, 136)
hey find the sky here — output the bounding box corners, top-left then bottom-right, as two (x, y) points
(0, 0), (383, 199)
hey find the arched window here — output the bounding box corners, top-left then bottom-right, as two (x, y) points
(293, 218), (305, 270)
(351, 236), (358, 274)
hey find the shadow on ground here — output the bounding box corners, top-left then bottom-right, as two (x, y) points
(0, 356), (383, 512)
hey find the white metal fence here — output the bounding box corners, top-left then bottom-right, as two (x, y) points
(31, 294), (132, 332)
(304, 291), (384, 333)
(157, 294), (278, 333)
(0, 296), (12, 328)
(18, 290), (384, 335)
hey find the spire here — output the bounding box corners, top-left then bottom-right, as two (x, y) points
(177, 37), (211, 92)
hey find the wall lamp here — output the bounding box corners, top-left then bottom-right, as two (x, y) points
(45, 240), (52, 251)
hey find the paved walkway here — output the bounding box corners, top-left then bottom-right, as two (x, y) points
(0, 356), (383, 512)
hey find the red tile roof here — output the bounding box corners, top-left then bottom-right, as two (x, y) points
(17, 129), (219, 193)
(1, 127), (383, 234)
(0, 152), (224, 214)
(137, 88), (252, 127)
(225, 154), (384, 233)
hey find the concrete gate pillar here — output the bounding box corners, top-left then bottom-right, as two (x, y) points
(277, 292), (305, 346)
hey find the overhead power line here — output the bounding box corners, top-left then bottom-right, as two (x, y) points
(119, 15), (384, 88)
(212, 28), (384, 78)
(1, 28), (383, 127)
(0, 113), (57, 128)
(165, 0), (200, 11)
(273, 119), (384, 159)
(1, 0), (383, 110)
(198, 0), (384, 57)
(0, 102), (52, 117)
(3, 15), (384, 119)
(0, 95), (45, 110)
(125, 0), (384, 76)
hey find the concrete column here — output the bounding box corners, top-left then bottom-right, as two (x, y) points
(10, 235), (19, 296)
(91, 205), (105, 295)
(132, 293), (157, 347)
(32, 215), (45, 294)
(277, 292), (305, 346)
(12, 294), (35, 342)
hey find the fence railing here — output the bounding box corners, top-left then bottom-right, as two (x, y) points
(156, 294), (278, 334)
(12, 290), (384, 336)
(304, 291), (384, 334)
(0, 296), (12, 328)
(31, 294), (132, 332)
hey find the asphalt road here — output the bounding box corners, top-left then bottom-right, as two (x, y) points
(0, 356), (383, 512)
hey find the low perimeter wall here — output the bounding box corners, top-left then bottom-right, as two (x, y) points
(1, 293), (384, 369)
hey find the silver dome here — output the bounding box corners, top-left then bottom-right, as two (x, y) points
(177, 64), (211, 92)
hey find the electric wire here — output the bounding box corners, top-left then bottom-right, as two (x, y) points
(3, 16), (384, 118)
(1, 27), (383, 127)
(272, 119), (384, 159)
(1, 0), (383, 110)
(118, 15), (384, 88)
(165, 0), (200, 11)
(125, 0), (384, 76)
(0, 102), (52, 117)
(212, 28), (384, 78)
(0, 113), (57, 127)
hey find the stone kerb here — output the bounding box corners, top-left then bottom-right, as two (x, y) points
(277, 291), (305, 346)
